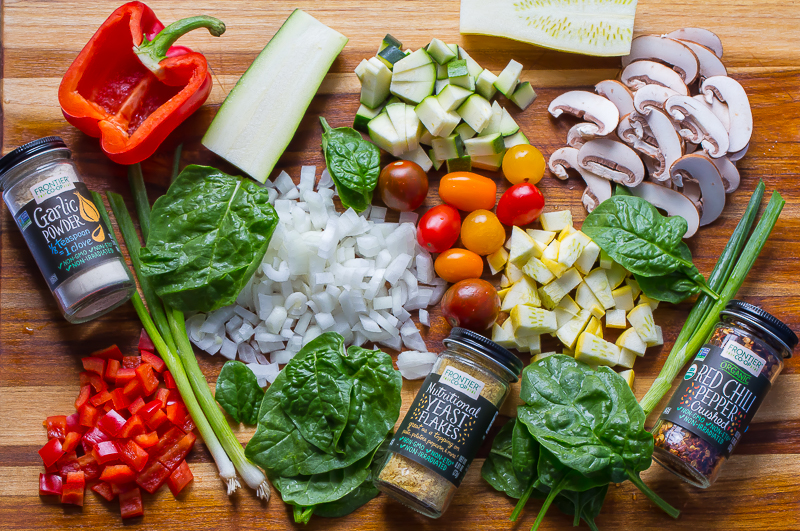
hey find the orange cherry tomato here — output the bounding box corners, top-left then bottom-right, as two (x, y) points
(438, 172), (497, 211)
(502, 144), (546, 185)
(460, 209), (505, 256)
(434, 248), (484, 283)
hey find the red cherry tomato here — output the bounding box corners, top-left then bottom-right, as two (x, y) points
(417, 205), (461, 253)
(496, 182), (545, 227)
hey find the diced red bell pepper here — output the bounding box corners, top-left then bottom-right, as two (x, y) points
(154, 388), (170, 409)
(79, 371), (106, 393)
(105, 358), (121, 383)
(115, 367), (137, 386)
(139, 329), (156, 353)
(166, 389), (183, 406)
(128, 396), (146, 415)
(167, 460), (193, 496)
(163, 370), (176, 389)
(39, 473), (64, 496)
(91, 481), (115, 501)
(136, 459), (170, 494)
(89, 390), (113, 407)
(93, 440), (121, 465)
(81, 356), (106, 376)
(62, 431), (81, 454)
(65, 412), (83, 434)
(81, 427), (110, 452)
(103, 402), (115, 413)
(165, 403), (186, 426)
(97, 409), (127, 437)
(138, 400), (163, 421)
(100, 464), (136, 484)
(118, 414), (145, 439)
(181, 415), (196, 434)
(91, 344), (124, 361)
(110, 388), (131, 410)
(111, 482), (136, 497)
(79, 404), (99, 428)
(75, 385), (92, 410)
(156, 432), (196, 471)
(77, 454), (102, 481)
(123, 378), (143, 399)
(136, 363), (160, 395)
(149, 427), (185, 455)
(145, 409), (168, 430)
(120, 440), (150, 472)
(39, 438), (65, 467)
(44, 415), (67, 440)
(56, 451), (80, 477)
(134, 431), (159, 449)
(122, 356), (141, 369)
(141, 350), (166, 373)
(61, 471), (85, 506)
(119, 487), (144, 519)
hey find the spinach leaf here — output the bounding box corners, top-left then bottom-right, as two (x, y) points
(614, 184), (632, 196)
(635, 270), (700, 303)
(511, 419), (538, 485)
(214, 361), (264, 425)
(553, 485), (608, 531)
(320, 117), (380, 212)
(139, 165), (278, 313)
(482, 421), (528, 499)
(582, 196), (713, 299)
(245, 333), (402, 477)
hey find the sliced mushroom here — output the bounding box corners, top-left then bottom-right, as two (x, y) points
(548, 147), (612, 212)
(634, 84), (680, 114)
(577, 139), (645, 187)
(692, 94), (731, 130)
(664, 95), (730, 157)
(620, 61), (690, 95)
(679, 40), (727, 80)
(670, 153), (726, 226)
(548, 91), (620, 136)
(682, 179), (702, 204)
(622, 35), (700, 84)
(711, 155), (740, 193)
(628, 182), (701, 237)
(595, 80), (635, 116)
(685, 141), (699, 154)
(621, 112), (660, 160)
(701, 76), (753, 153)
(566, 123), (599, 148)
(728, 142), (749, 162)
(630, 108), (684, 181)
(666, 28), (723, 59)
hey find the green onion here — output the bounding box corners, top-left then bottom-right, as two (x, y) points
(128, 164), (151, 241)
(640, 186), (783, 415)
(171, 144), (183, 182)
(91, 192), (120, 247)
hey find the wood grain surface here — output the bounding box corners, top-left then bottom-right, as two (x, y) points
(2, 0), (800, 529)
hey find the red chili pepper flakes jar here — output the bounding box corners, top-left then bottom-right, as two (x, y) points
(652, 300), (797, 488)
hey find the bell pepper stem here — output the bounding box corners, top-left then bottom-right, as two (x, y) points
(135, 15), (225, 73)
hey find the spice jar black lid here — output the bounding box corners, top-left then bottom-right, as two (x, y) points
(721, 300), (798, 358)
(0, 136), (70, 189)
(443, 327), (524, 382)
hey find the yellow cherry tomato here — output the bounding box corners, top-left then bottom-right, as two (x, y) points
(434, 248), (484, 283)
(461, 209), (505, 256)
(438, 172), (497, 211)
(502, 144), (545, 185)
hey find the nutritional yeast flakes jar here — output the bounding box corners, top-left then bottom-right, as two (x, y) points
(0, 137), (134, 323)
(375, 328), (523, 518)
(652, 300), (797, 488)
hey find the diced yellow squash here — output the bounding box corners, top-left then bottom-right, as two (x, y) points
(540, 210), (573, 232)
(516, 333), (541, 355)
(575, 332), (620, 367)
(649, 324), (664, 347)
(497, 287), (510, 300)
(639, 293), (659, 311)
(492, 320), (516, 349)
(557, 294), (580, 316)
(556, 309), (591, 349)
(611, 285), (635, 312)
(510, 305), (558, 335)
(557, 231), (591, 268)
(487, 247), (509, 275)
(562, 347), (574, 357)
(627, 303), (658, 344)
(539, 282), (566, 310)
(617, 348), (637, 369)
(625, 277), (641, 299)
(607, 262), (627, 289)
(557, 225), (577, 242)
(527, 229), (556, 246)
(574, 241), (600, 276)
(543, 239), (560, 261)
(542, 257), (568, 278)
(618, 368), (635, 388)
(584, 268), (615, 309)
(500, 276), (540, 311)
(522, 257), (555, 285)
(506, 262), (525, 284)
(507, 226), (536, 267)
(576, 281), (603, 313)
(555, 308), (575, 329)
(532, 351), (558, 363)
(605, 309), (627, 329)
(555, 267), (583, 294)
(599, 250), (613, 269)
(584, 316), (602, 337)
(616, 327), (647, 356)
(500, 274), (511, 288)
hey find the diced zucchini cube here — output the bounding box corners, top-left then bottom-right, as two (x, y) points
(574, 241), (601, 276)
(429, 149), (444, 171)
(611, 285), (635, 312)
(500, 276), (540, 312)
(385, 103), (409, 153)
(510, 81), (537, 110)
(415, 96), (447, 136)
(605, 309), (627, 329)
(355, 58), (370, 81)
(575, 332), (620, 367)
(487, 247), (509, 275)
(510, 305), (557, 336)
(494, 59), (523, 97)
(616, 327), (647, 357)
(457, 47), (484, 77)
(437, 84), (474, 112)
(399, 146), (433, 172)
(498, 108), (520, 136)
(354, 104), (383, 133)
(457, 94), (493, 133)
(447, 59), (469, 78)
(378, 45), (407, 69)
(464, 133), (505, 157)
(627, 303), (658, 344)
(436, 62), (449, 80)
(539, 282), (567, 311)
(455, 122), (477, 141)
(540, 210), (573, 232)
(392, 48), (433, 73)
(584, 268), (616, 309)
(431, 134), (465, 161)
(556, 268), (583, 294)
(522, 256), (555, 285)
(378, 34), (403, 54)
(504, 131), (530, 149)
(557, 225), (577, 242)
(435, 79), (450, 94)
(446, 155), (472, 173)
(471, 153), (504, 171)
(519, 334), (542, 355)
(419, 129), (434, 146)
(359, 58), (392, 108)
(427, 38), (457, 64)
(555, 308), (575, 329)
(476, 69), (498, 100)
(479, 101), (504, 136)
(500, 274), (511, 288)
(368, 113), (405, 157)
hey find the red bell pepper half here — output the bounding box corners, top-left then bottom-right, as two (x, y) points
(39, 473), (64, 496)
(57, 2), (225, 165)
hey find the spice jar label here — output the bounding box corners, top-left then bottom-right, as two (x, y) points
(388, 370), (498, 487)
(14, 182), (123, 289)
(659, 342), (772, 457)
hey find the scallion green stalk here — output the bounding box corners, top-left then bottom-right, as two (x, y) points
(128, 164), (151, 242)
(171, 144), (183, 182)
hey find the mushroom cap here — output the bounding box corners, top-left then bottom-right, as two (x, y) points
(621, 35), (700, 84)
(701, 76), (753, 153)
(664, 95), (730, 157)
(548, 91), (620, 136)
(577, 138), (646, 187)
(628, 181), (701, 238)
(669, 153), (726, 226)
(548, 146), (612, 212)
(679, 40), (727, 81)
(549, 147), (580, 180)
(595, 80), (635, 116)
(666, 28), (723, 59)
(632, 108), (685, 181)
(620, 61), (691, 95)
(711, 155), (741, 193)
(634, 84), (681, 114)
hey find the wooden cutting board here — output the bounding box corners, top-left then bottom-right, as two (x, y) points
(2, 1), (799, 529)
